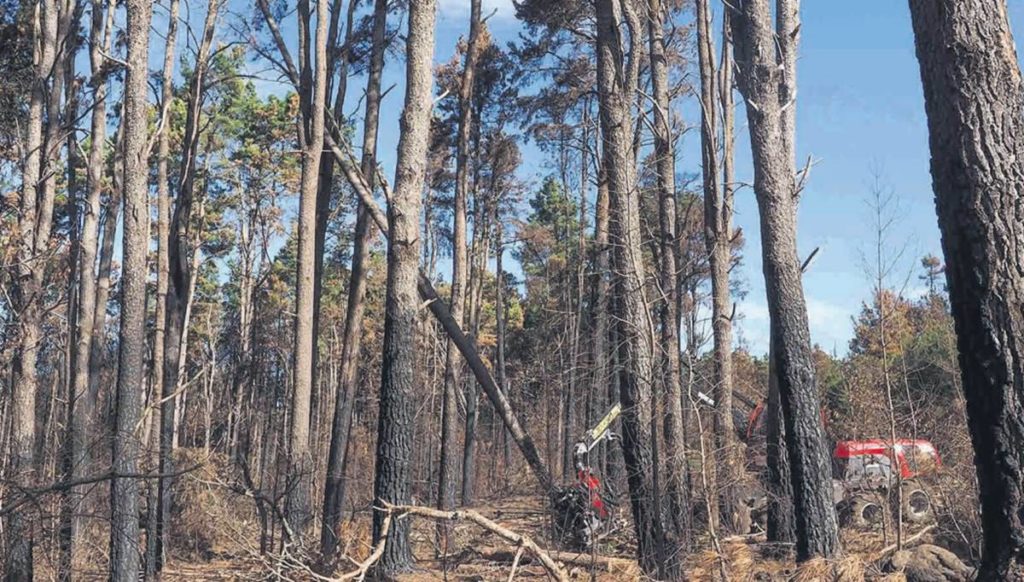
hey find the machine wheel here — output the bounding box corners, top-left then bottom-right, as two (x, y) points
(843, 492), (885, 529)
(900, 480), (934, 524)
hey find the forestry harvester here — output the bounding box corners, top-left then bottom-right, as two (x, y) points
(708, 391), (942, 530)
(552, 403), (622, 549)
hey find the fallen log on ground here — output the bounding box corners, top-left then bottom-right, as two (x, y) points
(481, 548), (638, 573)
(374, 501), (571, 582)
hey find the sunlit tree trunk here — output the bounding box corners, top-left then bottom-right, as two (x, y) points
(649, 0), (691, 553)
(146, 0), (179, 575)
(595, 0), (664, 573)
(732, 0), (839, 560)
(372, 0), (436, 573)
(440, 0), (481, 513)
(909, 1), (1024, 577)
(286, 0), (329, 537)
(110, 0), (153, 577)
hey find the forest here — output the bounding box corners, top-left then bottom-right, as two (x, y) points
(1, 0), (1023, 580)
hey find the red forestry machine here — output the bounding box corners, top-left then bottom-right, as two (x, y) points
(718, 390), (942, 529)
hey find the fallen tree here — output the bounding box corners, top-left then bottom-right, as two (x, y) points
(326, 134), (556, 493)
(337, 502), (571, 582)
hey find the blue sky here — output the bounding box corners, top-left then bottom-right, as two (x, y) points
(429, 0), (1024, 356)
(158, 0), (1024, 356)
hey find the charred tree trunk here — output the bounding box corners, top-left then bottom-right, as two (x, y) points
(908, 1), (1024, 578)
(321, 0), (387, 561)
(595, 0), (664, 573)
(110, 0), (152, 578)
(371, 0), (436, 573)
(731, 0), (839, 560)
(765, 338), (795, 542)
(648, 0), (691, 552)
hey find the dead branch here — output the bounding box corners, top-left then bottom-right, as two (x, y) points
(381, 502), (570, 582)
(336, 511), (392, 581)
(876, 524), (936, 558)
(506, 546), (525, 582)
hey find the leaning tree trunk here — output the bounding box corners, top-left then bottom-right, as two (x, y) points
(371, 0), (436, 574)
(731, 0), (839, 561)
(648, 0), (691, 552)
(321, 0), (387, 561)
(908, 1), (1024, 578)
(595, 0), (664, 574)
(110, 0), (152, 578)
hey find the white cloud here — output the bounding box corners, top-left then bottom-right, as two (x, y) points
(734, 297), (855, 356)
(806, 297), (855, 353)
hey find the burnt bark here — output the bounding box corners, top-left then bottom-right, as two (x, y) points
(766, 339), (795, 542)
(731, 0), (840, 560)
(595, 0), (664, 573)
(371, 0), (436, 574)
(908, 1), (1024, 578)
(648, 0), (691, 551)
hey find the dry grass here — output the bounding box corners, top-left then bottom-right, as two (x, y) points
(171, 448), (257, 560)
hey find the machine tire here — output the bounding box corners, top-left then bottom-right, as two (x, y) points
(900, 480), (934, 524)
(843, 492), (885, 529)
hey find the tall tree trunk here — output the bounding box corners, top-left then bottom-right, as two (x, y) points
(463, 197), (490, 505)
(592, 161), (619, 484)
(286, 0), (329, 538)
(697, 0), (741, 533)
(372, 0), (436, 573)
(595, 0), (664, 573)
(731, 0), (839, 561)
(57, 0), (85, 575)
(908, 1), (1024, 577)
(147, 0), (180, 574)
(7, 0), (62, 577)
(88, 130), (121, 422)
(766, 0), (799, 543)
(495, 219), (512, 471)
(110, 0), (153, 578)
(321, 0), (387, 560)
(157, 0), (220, 563)
(648, 0), (691, 553)
(693, 0), (721, 533)
(310, 0), (357, 456)
(716, 7), (741, 533)
(440, 0), (482, 513)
